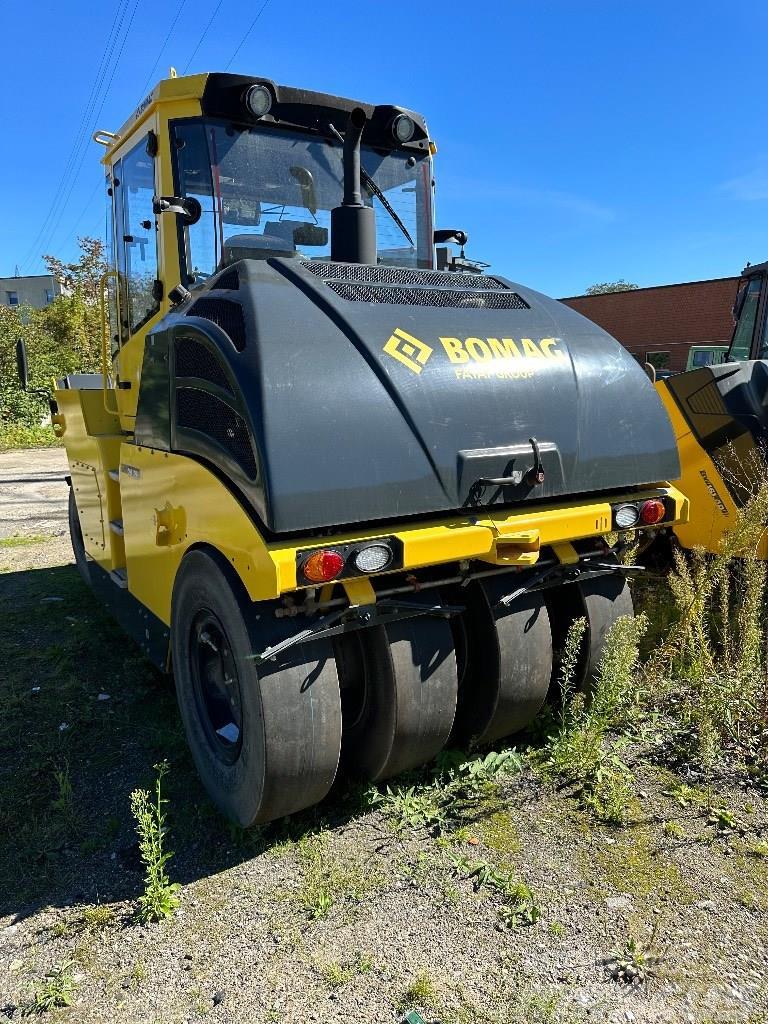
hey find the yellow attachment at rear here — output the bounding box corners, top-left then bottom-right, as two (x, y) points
(655, 381), (753, 555)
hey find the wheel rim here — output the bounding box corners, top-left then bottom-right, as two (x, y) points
(189, 610), (244, 765)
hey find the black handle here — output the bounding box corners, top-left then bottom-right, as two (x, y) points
(476, 438), (545, 490)
(524, 437), (545, 487)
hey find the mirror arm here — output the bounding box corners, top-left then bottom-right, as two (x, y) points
(153, 195), (202, 226)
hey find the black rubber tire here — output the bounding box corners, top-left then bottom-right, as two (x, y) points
(68, 487), (90, 586)
(577, 570), (634, 690)
(171, 549), (342, 827)
(334, 611), (457, 782)
(447, 576), (553, 746)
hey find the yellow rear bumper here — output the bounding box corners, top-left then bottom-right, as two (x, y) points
(272, 485), (689, 595)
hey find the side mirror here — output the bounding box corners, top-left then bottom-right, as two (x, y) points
(15, 338), (29, 390)
(434, 228), (468, 247)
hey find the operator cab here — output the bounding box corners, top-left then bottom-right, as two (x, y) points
(169, 76), (435, 288)
(97, 73), (444, 425)
(728, 260), (768, 362)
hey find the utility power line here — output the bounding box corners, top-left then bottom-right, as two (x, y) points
(136, 0), (188, 101)
(224, 0), (272, 71)
(39, 0), (142, 263)
(19, 0), (132, 272)
(182, 0), (226, 74)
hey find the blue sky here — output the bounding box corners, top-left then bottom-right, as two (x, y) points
(2, 1), (766, 296)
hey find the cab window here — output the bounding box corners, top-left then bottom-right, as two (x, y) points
(757, 286), (768, 360)
(105, 176), (120, 357)
(115, 137), (159, 338)
(729, 277), (762, 360)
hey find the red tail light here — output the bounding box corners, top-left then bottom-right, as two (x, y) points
(639, 498), (666, 525)
(302, 549), (345, 583)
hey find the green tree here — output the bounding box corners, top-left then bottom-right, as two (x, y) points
(43, 236), (107, 306)
(585, 279), (640, 295)
(0, 237), (106, 435)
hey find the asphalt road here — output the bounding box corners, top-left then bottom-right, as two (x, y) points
(0, 447), (70, 542)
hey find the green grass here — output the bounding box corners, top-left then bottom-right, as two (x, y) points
(29, 961), (77, 1012)
(0, 534), (52, 548)
(319, 954), (374, 989)
(0, 561), (190, 913)
(399, 972), (437, 1011)
(0, 422), (61, 450)
(291, 834), (384, 919)
(80, 904), (115, 929)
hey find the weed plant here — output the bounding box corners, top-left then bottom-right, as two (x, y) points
(368, 748), (521, 834)
(659, 465), (768, 775)
(28, 961), (77, 1012)
(602, 919), (667, 987)
(450, 853), (540, 928)
(130, 760), (181, 922)
(293, 834), (382, 919)
(542, 613), (647, 823)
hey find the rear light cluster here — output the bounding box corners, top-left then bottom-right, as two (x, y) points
(612, 497), (670, 530)
(297, 538), (401, 585)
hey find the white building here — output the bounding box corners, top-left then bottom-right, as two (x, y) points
(0, 274), (65, 310)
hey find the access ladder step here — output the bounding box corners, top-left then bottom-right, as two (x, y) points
(108, 468), (120, 482)
(109, 519), (124, 536)
(109, 567), (128, 589)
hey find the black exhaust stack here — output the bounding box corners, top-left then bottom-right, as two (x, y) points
(331, 107), (376, 265)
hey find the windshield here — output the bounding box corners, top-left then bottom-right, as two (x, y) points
(172, 119), (433, 284)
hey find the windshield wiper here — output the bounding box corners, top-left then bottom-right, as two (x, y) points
(328, 123), (414, 248)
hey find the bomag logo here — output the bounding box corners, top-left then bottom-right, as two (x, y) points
(382, 328), (566, 379)
(383, 328), (434, 374)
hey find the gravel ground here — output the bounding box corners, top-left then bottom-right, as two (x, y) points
(1, 449), (768, 1024)
(0, 447), (70, 566)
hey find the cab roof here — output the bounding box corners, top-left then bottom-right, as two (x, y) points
(101, 72), (430, 162)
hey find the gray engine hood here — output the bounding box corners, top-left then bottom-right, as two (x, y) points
(141, 258), (680, 534)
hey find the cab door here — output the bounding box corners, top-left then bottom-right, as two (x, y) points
(109, 126), (164, 429)
(728, 273), (765, 362)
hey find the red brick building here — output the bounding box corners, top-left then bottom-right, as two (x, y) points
(560, 276), (740, 373)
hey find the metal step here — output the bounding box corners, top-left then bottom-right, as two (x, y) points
(109, 519), (124, 536)
(109, 567), (128, 589)
(108, 468), (120, 482)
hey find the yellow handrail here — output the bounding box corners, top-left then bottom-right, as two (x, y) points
(100, 270), (120, 417)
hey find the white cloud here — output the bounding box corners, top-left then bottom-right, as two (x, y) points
(440, 178), (615, 222)
(721, 161), (768, 201)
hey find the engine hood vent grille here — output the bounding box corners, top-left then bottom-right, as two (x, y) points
(300, 261), (529, 309)
(187, 297), (246, 351)
(300, 261), (510, 291)
(326, 281), (529, 309)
